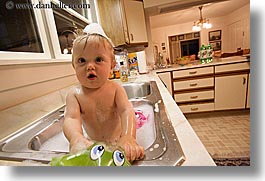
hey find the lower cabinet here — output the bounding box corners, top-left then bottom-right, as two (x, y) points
(215, 74), (248, 110)
(157, 61), (250, 114)
(179, 103), (215, 113)
(174, 90), (214, 103)
(172, 66), (215, 113)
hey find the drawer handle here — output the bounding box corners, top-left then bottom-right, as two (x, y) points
(130, 33), (134, 41)
(191, 107), (198, 111)
(190, 83), (198, 87)
(243, 77), (246, 85)
(189, 71), (197, 74)
(190, 95), (198, 99)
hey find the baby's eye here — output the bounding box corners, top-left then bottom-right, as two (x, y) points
(113, 150), (125, 166)
(90, 145), (105, 160)
(95, 57), (103, 63)
(77, 58), (86, 64)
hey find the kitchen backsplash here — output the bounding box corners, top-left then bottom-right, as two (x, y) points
(0, 84), (76, 141)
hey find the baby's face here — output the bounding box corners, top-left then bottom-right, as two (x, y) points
(72, 39), (115, 89)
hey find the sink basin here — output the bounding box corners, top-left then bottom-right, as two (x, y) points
(122, 82), (151, 99)
(0, 81), (185, 166)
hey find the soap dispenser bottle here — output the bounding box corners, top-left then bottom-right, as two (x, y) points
(120, 61), (128, 82)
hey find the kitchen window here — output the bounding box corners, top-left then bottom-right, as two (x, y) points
(180, 39), (200, 57)
(53, 7), (88, 55)
(60, 0), (91, 19)
(0, 1), (42, 53)
(169, 32), (200, 61)
(0, 0), (51, 62)
(43, 0), (90, 59)
(0, 0), (92, 63)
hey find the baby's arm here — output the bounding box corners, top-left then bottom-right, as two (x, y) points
(115, 84), (145, 161)
(63, 89), (93, 153)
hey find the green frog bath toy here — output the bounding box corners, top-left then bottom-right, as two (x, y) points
(50, 143), (131, 166)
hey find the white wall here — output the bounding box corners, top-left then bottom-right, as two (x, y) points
(149, 3), (250, 62)
(0, 62), (77, 111)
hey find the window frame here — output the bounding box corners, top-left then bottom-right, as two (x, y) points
(0, 0), (53, 64)
(43, 0), (91, 60)
(0, 0), (92, 65)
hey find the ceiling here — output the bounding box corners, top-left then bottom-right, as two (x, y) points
(145, 0), (250, 28)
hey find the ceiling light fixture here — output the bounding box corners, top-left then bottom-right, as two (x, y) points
(192, 6), (212, 31)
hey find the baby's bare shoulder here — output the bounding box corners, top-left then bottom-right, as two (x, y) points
(66, 86), (82, 98)
(106, 80), (122, 91)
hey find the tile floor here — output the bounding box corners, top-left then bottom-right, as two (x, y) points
(185, 109), (250, 159)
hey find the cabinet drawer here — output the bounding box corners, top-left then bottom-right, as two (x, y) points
(173, 66), (213, 79)
(179, 103), (214, 113)
(173, 77), (214, 91)
(174, 90), (214, 103)
(215, 62), (250, 73)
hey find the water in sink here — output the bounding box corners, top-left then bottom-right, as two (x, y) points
(133, 102), (155, 149)
(38, 131), (68, 152)
(0, 81), (185, 165)
(36, 82), (153, 152)
(37, 101), (155, 152)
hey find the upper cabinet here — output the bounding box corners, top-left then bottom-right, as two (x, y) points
(96, 0), (148, 47)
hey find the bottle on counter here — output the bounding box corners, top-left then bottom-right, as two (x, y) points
(119, 61), (128, 82)
(113, 64), (120, 79)
(206, 43), (214, 63)
(199, 44), (207, 64)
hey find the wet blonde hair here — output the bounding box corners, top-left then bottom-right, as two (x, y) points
(72, 33), (115, 67)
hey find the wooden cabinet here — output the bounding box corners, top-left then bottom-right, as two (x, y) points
(214, 62), (250, 110)
(157, 60), (250, 114)
(157, 71), (172, 96)
(96, 0), (148, 47)
(172, 66), (213, 79)
(215, 74), (248, 110)
(173, 66), (215, 113)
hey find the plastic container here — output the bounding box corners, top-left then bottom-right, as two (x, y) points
(119, 61), (128, 82)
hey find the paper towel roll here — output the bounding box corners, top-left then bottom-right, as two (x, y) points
(136, 51), (147, 74)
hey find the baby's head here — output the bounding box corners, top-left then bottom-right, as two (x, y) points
(72, 33), (115, 67)
(71, 33), (116, 89)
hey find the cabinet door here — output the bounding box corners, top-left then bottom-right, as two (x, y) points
(215, 74), (248, 110)
(96, 0), (126, 46)
(96, 0), (147, 46)
(122, 0), (148, 44)
(157, 72), (172, 96)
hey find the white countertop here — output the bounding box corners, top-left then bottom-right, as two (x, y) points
(155, 55), (249, 73)
(0, 73), (215, 166)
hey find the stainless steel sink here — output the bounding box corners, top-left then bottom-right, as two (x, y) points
(0, 81), (185, 166)
(122, 82), (151, 99)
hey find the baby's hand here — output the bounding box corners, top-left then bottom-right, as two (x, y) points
(117, 135), (145, 162)
(70, 137), (94, 154)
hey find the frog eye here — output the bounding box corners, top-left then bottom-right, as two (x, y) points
(90, 145), (105, 160)
(113, 150), (125, 166)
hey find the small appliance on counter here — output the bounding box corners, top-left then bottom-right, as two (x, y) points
(198, 44), (214, 64)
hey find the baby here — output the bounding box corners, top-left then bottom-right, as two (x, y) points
(63, 23), (144, 162)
